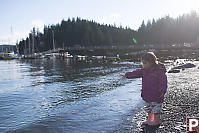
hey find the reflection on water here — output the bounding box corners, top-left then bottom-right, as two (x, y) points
(0, 58), (143, 132)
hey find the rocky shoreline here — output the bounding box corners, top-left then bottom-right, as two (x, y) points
(145, 59), (199, 133)
(116, 59), (199, 133)
(155, 60), (199, 133)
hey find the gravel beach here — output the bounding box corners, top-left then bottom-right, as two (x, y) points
(116, 59), (199, 133)
(156, 60), (199, 133)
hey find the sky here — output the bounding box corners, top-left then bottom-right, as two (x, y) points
(1, 0), (199, 45)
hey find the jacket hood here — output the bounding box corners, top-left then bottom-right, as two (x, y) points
(157, 62), (167, 73)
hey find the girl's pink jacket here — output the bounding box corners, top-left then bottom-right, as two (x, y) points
(125, 63), (167, 103)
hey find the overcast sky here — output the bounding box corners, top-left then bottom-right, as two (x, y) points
(1, 0), (199, 45)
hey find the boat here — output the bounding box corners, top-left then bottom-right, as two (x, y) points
(92, 56), (106, 59)
(44, 53), (57, 59)
(1, 52), (15, 60)
(58, 51), (73, 58)
(63, 52), (73, 58)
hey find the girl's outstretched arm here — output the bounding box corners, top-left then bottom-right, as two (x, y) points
(124, 68), (143, 79)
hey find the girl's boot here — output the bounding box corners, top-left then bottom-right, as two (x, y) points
(142, 112), (151, 125)
(148, 113), (161, 126)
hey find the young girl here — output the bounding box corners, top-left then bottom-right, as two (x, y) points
(120, 52), (167, 126)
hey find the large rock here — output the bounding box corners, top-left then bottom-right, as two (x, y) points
(173, 63), (196, 69)
(168, 63), (196, 73)
(168, 69), (181, 73)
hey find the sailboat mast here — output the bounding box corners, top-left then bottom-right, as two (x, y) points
(52, 30), (55, 52)
(32, 32), (34, 54)
(28, 35), (31, 54)
(11, 26), (13, 45)
(24, 40), (26, 55)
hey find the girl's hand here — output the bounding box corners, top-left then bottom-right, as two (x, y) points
(120, 74), (126, 78)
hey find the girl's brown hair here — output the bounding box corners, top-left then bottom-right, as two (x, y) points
(141, 52), (166, 72)
(141, 52), (158, 67)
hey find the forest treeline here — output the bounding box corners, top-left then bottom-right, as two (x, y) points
(18, 11), (199, 54)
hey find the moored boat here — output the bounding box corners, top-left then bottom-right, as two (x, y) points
(1, 52), (15, 60)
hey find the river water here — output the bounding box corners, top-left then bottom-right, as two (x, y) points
(0, 58), (145, 133)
